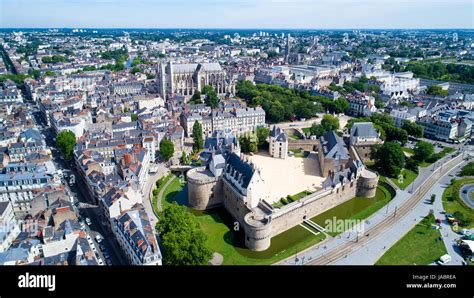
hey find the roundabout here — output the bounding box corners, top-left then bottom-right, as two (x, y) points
(459, 184), (474, 209)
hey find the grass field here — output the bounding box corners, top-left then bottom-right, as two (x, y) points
(442, 178), (474, 229)
(310, 185), (394, 236)
(376, 214), (447, 265)
(158, 175), (395, 264)
(151, 173), (174, 214)
(158, 179), (326, 265)
(193, 208), (325, 265)
(391, 168), (418, 190)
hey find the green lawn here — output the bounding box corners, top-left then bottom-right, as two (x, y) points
(442, 178), (474, 229)
(376, 214), (447, 265)
(160, 175), (187, 210)
(310, 185), (394, 236)
(151, 173), (174, 214)
(289, 149), (309, 158)
(419, 147), (457, 168)
(402, 147), (414, 157)
(193, 208), (325, 265)
(158, 177), (395, 264)
(158, 179), (326, 265)
(391, 168), (418, 190)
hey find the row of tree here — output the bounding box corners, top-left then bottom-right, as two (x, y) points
(236, 81), (350, 123)
(371, 140), (436, 177)
(405, 62), (474, 84)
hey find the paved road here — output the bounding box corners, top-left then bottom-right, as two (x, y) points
(277, 150), (468, 265)
(275, 113), (352, 130)
(459, 184), (474, 209)
(156, 175), (177, 212)
(142, 164), (169, 227)
(332, 159), (469, 265)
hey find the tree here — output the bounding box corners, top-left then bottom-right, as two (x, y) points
(333, 98), (350, 114)
(131, 113), (138, 121)
(192, 121), (204, 152)
(181, 152), (190, 165)
(256, 126), (270, 149)
(309, 123), (326, 137)
(159, 139), (174, 161)
(321, 114), (340, 131)
(427, 85), (449, 97)
(239, 132), (258, 153)
(56, 130), (76, 160)
(430, 194), (436, 204)
(460, 162), (474, 176)
(385, 126), (408, 145)
(402, 120), (424, 138)
(373, 141), (406, 177)
(202, 85), (219, 108)
(190, 91), (202, 104)
(156, 203), (212, 265)
(413, 141), (434, 162)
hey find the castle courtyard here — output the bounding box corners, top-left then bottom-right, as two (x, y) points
(247, 151), (325, 204)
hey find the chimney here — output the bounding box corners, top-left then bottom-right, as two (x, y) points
(124, 153), (132, 166)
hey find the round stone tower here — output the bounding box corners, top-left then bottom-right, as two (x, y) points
(356, 168), (379, 198)
(187, 167), (222, 210)
(243, 211), (272, 251)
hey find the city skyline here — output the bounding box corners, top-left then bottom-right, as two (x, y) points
(0, 0), (473, 29)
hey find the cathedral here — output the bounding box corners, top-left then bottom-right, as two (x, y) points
(157, 61), (235, 100)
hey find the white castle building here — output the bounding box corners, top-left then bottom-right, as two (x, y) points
(268, 126), (288, 159)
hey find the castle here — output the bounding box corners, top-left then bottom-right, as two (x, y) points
(187, 129), (379, 251)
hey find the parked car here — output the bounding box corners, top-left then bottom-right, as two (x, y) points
(105, 259), (112, 266)
(80, 222), (86, 230)
(91, 245), (97, 252)
(95, 235), (103, 243)
(85, 218), (92, 226)
(438, 254), (452, 265)
(97, 258), (104, 266)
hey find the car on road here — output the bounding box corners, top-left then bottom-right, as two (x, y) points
(437, 254), (452, 265)
(85, 218), (92, 226)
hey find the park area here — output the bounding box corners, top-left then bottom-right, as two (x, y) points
(154, 172), (396, 264)
(442, 178), (474, 229)
(310, 183), (395, 236)
(376, 214), (447, 265)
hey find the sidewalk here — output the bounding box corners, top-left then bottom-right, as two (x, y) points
(333, 160), (468, 265)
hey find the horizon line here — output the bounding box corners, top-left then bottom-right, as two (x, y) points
(1, 27), (473, 31)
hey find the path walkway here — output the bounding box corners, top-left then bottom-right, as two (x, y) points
(460, 184), (474, 209)
(333, 160), (467, 265)
(142, 163), (169, 227)
(156, 175), (176, 212)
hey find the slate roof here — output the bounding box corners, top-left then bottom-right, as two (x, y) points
(225, 153), (254, 189)
(320, 131), (349, 160)
(350, 122), (379, 138)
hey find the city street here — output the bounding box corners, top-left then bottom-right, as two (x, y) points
(33, 111), (128, 265)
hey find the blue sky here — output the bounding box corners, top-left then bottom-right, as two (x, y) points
(1, 0), (473, 29)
